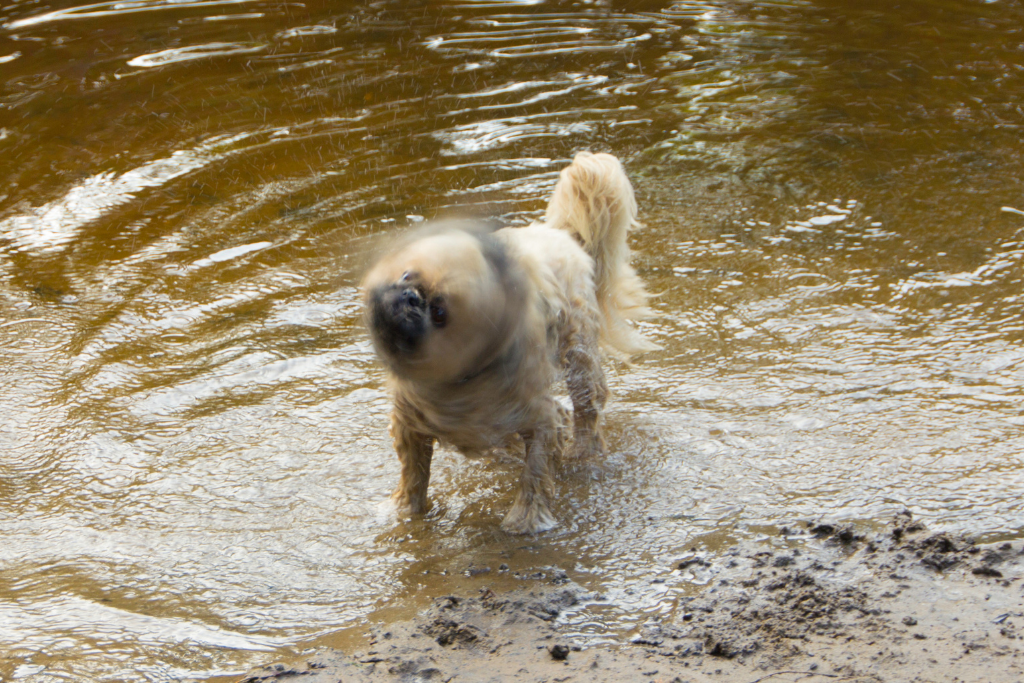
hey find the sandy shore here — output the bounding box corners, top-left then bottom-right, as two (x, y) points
(237, 513), (1023, 682)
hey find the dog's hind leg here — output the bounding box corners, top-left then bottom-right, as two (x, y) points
(562, 307), (609, 461)
(554, 401), (571, 462)
(502, 402), (559, 534)
(389, 411), (434, 515)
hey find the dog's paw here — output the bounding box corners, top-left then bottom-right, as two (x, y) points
(389, 489), (430, 517)
(501, 500), (557, 535)
(565, 430), (605, 461)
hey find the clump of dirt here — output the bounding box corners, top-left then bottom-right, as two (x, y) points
(887, 510), (975, 572)
(808, 521), (865, 545)
(859, 510), (1019, 581)
(548, 643), (570, 660)
(418, 588), (582, 648)
(653, 567), (883, 662)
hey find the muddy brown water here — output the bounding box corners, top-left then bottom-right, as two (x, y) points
(1, 0), (1023, 680)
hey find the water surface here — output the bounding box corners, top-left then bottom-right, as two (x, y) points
(1, 0), (1023, 680)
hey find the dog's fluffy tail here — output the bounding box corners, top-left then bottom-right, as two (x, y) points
(545, 152), (660, 359)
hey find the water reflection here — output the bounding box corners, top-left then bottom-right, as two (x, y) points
(1, 0), (1023, 680)
(5, 1), (263, 29)
(128, 42), (267, 69)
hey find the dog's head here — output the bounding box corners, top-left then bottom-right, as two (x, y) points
(363, 223), (526, 383)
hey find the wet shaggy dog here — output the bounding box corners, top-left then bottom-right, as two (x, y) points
(363, 153), (658, 534)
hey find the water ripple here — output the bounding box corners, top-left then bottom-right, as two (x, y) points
(127, 42), (266, 68)
(0, 133), (259, 254)
(5, 0), (259, 29)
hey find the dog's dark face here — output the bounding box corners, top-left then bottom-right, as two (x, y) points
(363, 226), (524, 383)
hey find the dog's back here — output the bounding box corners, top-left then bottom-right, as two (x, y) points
(543, 152), (660, 359)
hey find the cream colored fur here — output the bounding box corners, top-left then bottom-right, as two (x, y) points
(545, 152), (660, 359)
(363, 152), (657, 534)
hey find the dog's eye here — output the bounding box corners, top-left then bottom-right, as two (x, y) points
(429, 299), (448, 328)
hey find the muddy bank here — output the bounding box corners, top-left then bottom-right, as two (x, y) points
(238, 514), (1023, 682)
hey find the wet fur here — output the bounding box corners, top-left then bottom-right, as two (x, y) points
(363, 152), (657, 534)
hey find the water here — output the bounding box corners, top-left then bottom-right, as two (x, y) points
(1, 0), (1023, 679)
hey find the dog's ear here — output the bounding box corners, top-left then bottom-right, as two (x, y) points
(363, 225), (527, 384)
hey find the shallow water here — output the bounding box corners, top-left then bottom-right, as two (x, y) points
(1, 0), (1023, 679)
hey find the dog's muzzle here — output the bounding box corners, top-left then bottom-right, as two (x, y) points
(369, 283), (428, 356)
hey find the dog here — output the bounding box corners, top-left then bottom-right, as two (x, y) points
(362, 152), (658, 534)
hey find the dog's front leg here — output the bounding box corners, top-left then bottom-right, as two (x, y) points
(502, 412), (558, 534)
(389, 411), (434, 515)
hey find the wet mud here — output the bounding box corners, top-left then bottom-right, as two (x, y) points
(238, 513), (1024, 682)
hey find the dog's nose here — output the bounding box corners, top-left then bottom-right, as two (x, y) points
(369, 283), (429, 357)
(399, 287), (424, 308)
